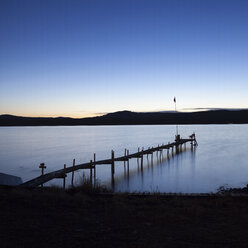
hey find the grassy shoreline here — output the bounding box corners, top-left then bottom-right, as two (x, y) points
(1, 186), (248, 247)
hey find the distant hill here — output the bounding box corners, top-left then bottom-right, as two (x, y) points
(0, 110), (248, 126)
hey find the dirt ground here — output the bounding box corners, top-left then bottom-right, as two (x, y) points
(1, 187), (248, 248)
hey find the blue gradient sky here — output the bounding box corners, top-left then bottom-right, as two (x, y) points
(0, 0), (248, 117)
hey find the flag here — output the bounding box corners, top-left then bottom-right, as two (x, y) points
(174, 97), (176, 103)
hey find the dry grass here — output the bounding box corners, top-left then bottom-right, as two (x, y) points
(1, 185), (248, 247)
(67, 173), (111, 195)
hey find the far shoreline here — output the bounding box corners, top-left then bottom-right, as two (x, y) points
(0, 123), (248, 127)
(1, 109), (248, 126)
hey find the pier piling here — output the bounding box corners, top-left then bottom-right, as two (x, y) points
(63, 164), (66, 190)
(93, 153), (96, 185)
(111, 150), (115, 189)
(90, 160), (93, 185)
(71, 159), (75, 187)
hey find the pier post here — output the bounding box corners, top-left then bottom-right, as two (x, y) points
(111, 150), (115, 174)
(71, 159), (75, 187)
(90, 160), (93, 185)
(151, 147), (154, 166)
(176, 145), (179, 154)
(93, 153), (96, 185)
(111, 150), (115, 189)
(63, 164), (66, 190)
(193, 135), (198, 146)
(124, 149), (127, 169)
(141, 148), (143, 171)
(127, 149), (130, 172)
(39, 163), (46, 187)
(175, 134), (180, 154)
(137, 147), (140, 170)
(138, 147), (140, 162)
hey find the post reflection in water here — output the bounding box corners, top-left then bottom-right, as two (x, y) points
(113, 143), (197, 193)
(190, 147), (196, 190)
(43, 138), (195, 192)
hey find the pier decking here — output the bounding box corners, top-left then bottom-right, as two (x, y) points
(20, 134), (197, 188)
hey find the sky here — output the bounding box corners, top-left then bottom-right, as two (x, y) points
(0, 0), (248, 117)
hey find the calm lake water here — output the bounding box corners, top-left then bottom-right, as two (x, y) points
(0, 125), (248, 193)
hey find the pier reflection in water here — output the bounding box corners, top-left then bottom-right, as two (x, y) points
(112, 144), (196, 193)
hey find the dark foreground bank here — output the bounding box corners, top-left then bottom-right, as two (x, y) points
(1, 187), (248, 248)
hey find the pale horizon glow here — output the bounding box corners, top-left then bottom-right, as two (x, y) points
(1, 0), (248, 118)
(2, 107), (248, 119)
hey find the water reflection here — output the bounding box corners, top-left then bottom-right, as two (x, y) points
(190, 147), (196, 190)
(113, 144), (196, 193)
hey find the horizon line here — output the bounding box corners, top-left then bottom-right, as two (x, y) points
(1, 108), (248, 119)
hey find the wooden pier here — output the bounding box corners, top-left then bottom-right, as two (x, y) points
(20, 134), (197, 188)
